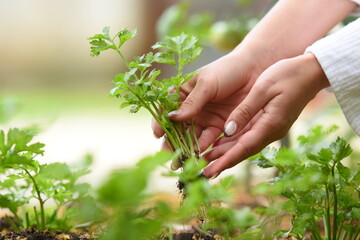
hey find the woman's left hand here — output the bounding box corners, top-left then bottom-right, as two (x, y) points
(202, 53), (330, 178)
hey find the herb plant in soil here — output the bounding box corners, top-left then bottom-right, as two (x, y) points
(0, 127), (95, 240)
(250, 125), (360, 239)
(88, 27), (202, 171)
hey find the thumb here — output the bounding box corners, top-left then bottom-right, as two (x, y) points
(224, 87), (269, 137)
(167, 77), (213, 121)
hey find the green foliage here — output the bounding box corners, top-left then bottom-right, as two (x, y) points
(89, 152), (260, 240)
(251, 125), (360, 239)
(90, 151), (173, 240)
(89, 27), (202, 170)
(156, 0), (259, 51)
(156, 0), (213, 43)
(0, 128), (92, 231)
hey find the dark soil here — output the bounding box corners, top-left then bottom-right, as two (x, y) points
(163, 233), (218, 240)
(161, 228), (219, 240)
(0, 228), (95, 240)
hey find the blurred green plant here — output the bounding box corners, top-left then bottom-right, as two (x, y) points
(81, 152), (259, 240)
(0, 127), (92, 231)
(156, 1), (213, 44)
(156, 0), (259, 51)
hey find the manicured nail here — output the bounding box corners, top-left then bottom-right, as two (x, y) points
(167, 109), (183, 118)
(224, 121), (237, 137)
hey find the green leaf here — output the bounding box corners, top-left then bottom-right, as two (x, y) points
(351, 207), (360, 219)
(271, 147), (299, 169)
(88, 39), (115, 57)
(307, 148), (332, 165)
(98, 152), (172, 207)
(136, 151), (172, 172)
(38, 163), (72, 180)
(88, 26), (121, 56)
(330, 137), (352, 162)
(297, 125), (338, 145)
(0, 195), (18, 214)
(337, 162), (351, 181)
(116, 28), (138, 48)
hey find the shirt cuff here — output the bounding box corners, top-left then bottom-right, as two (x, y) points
(305, 18), (360, 135)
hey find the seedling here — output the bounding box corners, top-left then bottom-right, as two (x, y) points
(251, 126), (360, 239)
(88, 27), (202, 170)
(0, 127), (92, 231)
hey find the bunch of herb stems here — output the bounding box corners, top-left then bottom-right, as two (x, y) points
(116, 50), (201, 163)
(321, 162), (359, 240)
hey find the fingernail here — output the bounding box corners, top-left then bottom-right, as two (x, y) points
(224, 121), (237, 137)
(167, 109), (183, 118)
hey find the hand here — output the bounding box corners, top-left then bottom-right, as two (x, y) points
(152, 49), (266, 154)
(202, 53), (330, 178)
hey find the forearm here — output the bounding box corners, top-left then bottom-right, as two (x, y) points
(233, 0), (357, 71)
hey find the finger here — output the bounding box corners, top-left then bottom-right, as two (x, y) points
(202, 140), (236, 163)
(152, 118), (164, 138)
(203, 110), (287, 178)
(213, 110), (262, 147)
(223, 86), (270, 137)
(202, 130), (264, 178)
(167, 75), (215, 122)
(197, 126), (223, 152)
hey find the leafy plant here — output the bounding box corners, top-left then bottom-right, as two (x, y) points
(89, 151), (173, 240)
(83, 151), (259, 240)
(251, 126), (360, 239)
(0, 127), (92, 231)
(88, 27), (202, 170)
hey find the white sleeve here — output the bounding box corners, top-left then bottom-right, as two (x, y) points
(306, 18), (360, 135)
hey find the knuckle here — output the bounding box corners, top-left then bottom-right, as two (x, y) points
(235, 104), (253, 123)
(182, 97), (200, 113)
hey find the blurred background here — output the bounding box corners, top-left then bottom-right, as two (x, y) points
(0, 0), (358, 190)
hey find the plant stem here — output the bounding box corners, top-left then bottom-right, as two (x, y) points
(191, 120), (201, 155)
(310, 217), (322, 240)
(24, 169), (45, 231)
(325, 184), (332, 240)
(5, 215), (20, 232)
(331, 165), (338, 240)
(115, 49), (131, 71)
(33, 206), (40, 229)
(353, 228), (360, 240)
(25, 212), (30, 228)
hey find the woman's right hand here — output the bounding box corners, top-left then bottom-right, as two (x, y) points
(152, 48), (266, 155)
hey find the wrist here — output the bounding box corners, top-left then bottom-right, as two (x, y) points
(230, 40), (283, 80)
(301, 53), (330, 91)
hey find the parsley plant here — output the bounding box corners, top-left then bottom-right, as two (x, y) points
(89, 27), (202, 170)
